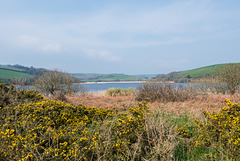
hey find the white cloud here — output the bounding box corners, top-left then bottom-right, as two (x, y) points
(19, 35), (40, 45)
(39, 44), (61, 52)
(16, 35), (61, 53)
(85, 49), (121, 62)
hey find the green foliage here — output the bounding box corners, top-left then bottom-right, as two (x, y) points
(178, 99), (240, 159)
(105, 88), (135, 96)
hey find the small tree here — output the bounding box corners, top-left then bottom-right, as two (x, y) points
(214, 63), (240, 95)
(34, 70), (83, 96)
(10, 78), (28, 91)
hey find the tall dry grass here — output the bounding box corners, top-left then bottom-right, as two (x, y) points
(66, 91), (240, 119)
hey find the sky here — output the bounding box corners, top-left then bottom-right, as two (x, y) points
(0, 0), (240, 74)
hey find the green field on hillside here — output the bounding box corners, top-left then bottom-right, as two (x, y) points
(0, 66), (25, 72)
(73, 73), (145, 82)
(0, 69), (33, 79)
(0, 66), (33, 83)
(178, 63), (240, 78)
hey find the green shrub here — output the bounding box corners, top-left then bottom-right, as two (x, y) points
(105, 88), (135, 96)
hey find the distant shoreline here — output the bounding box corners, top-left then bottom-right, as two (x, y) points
(80, 81), (146, 84)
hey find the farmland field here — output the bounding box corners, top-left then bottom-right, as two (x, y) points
(178, 63), (240, 78)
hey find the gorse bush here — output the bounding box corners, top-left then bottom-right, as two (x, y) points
(0, 83), (43, 107)
(178, 99), (240, 159)
(0, 100), (117, 160)
(136, 82), (196, 102)
(105, 88), (135, 96)
(0, 96), (153, 160)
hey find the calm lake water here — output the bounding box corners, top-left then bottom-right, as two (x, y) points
(81, 82), (188, 92)
(81, 82), (142, 92)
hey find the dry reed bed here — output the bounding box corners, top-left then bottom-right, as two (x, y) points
(66, 93), (240, 118)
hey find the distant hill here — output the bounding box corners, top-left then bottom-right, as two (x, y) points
(0, 64), (48, 84)
(153, 63), (240, 82)
(135, 74), (157, 79)
(2, 63), (239, 84)
(0, 66), (34, 83)
(0, 64), (148, 84)
(178, 63), (240, 78)
(72, 73), (147, 82)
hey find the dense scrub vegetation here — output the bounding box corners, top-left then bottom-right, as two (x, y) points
(1, 84), (163, 160)
(1, 76), (240, 160)
(178, 99), (240, 160)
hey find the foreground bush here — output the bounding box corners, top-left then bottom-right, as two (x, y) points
(178, 99), (240, 160)
(0, 83), (43, 107)
(136, 82), (196, 102)
(0, 99), (156, 160)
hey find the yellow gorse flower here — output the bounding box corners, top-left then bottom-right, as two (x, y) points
(0, 84), (152, 160)
(178, 99), (240, 156)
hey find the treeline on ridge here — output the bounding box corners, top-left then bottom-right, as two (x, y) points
(5, 64), (48, 76)
(152, 72), (191, 83)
